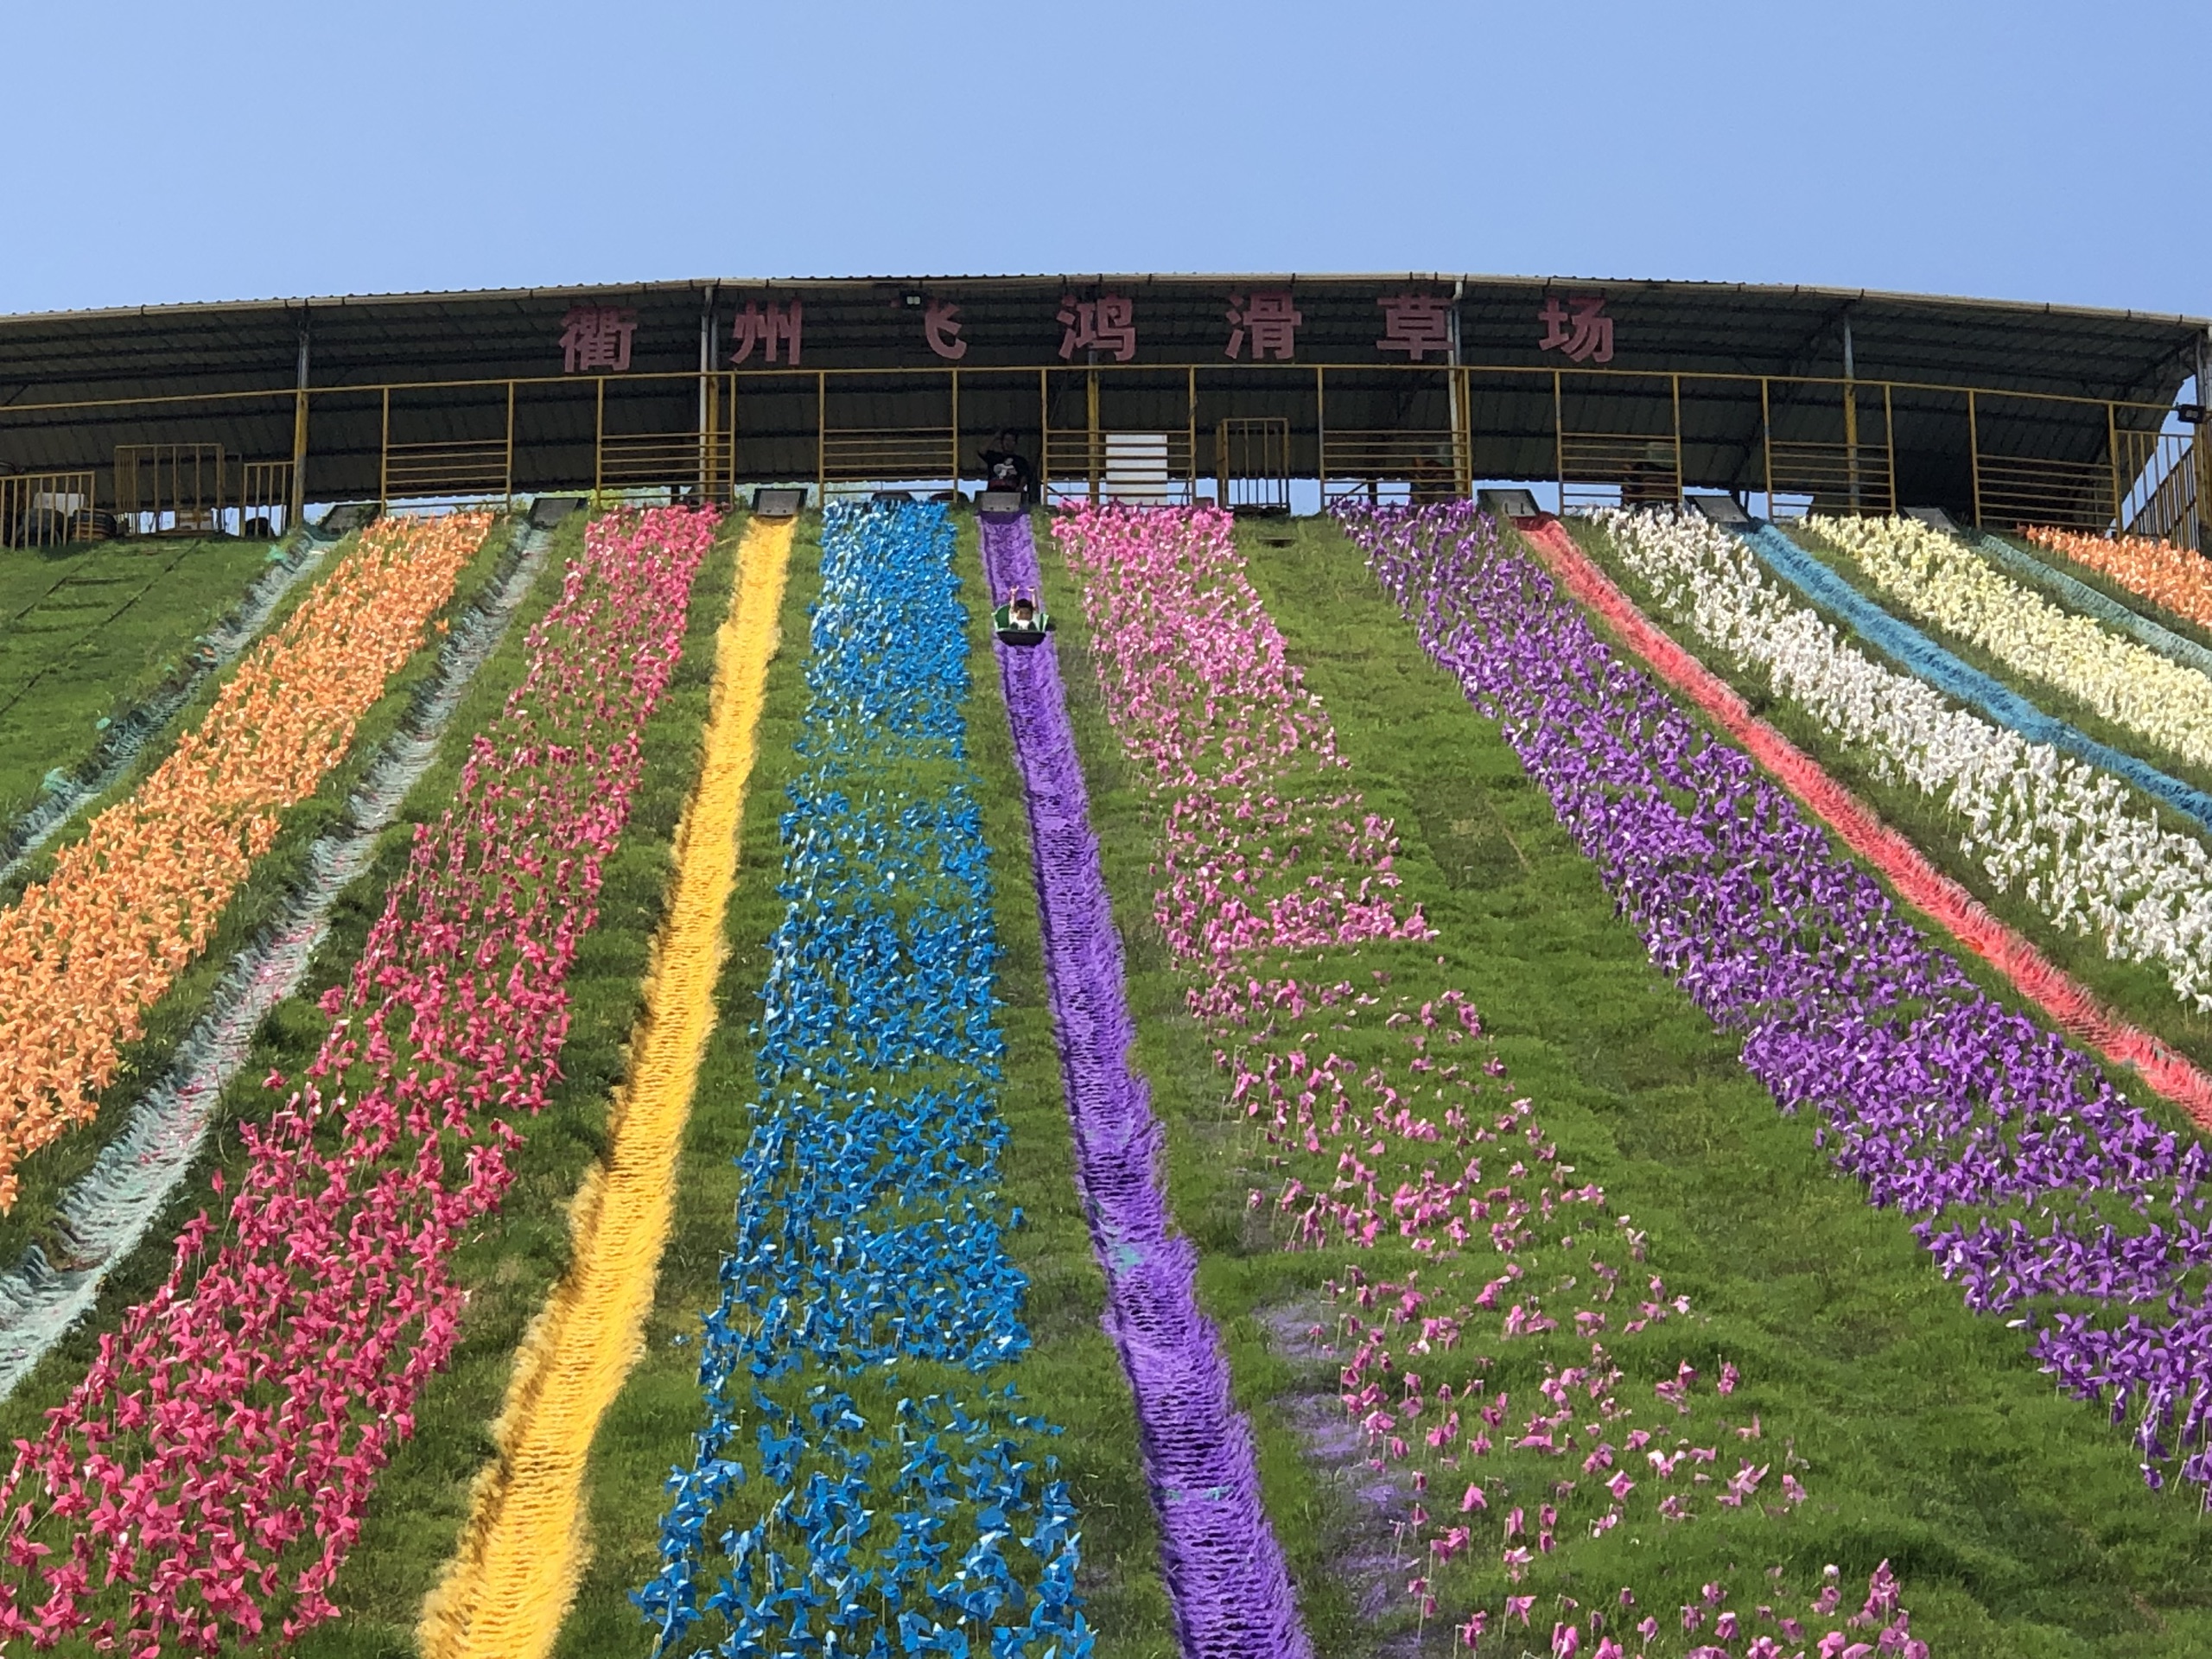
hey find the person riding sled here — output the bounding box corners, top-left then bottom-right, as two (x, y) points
(993, 592), (1055, 647)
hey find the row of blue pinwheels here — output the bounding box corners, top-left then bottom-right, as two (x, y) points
(636, 505), (1093, 1657)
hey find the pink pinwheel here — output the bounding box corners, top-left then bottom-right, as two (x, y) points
(1048, 505), (1929, 1649)
(0, 509), (720, 1645)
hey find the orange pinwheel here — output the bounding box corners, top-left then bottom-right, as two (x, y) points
(0, 512), (490, 1208)
(2025, 525), (2212, 632)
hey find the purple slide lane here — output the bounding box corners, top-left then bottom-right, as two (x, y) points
(981, 513), (1312, 1659)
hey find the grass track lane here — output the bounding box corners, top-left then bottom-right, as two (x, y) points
(417, 517), (793, 1659)
(0, 537), (283, 825)
(1259, 512), (2212, 1654)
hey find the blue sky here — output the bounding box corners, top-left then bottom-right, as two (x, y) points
(10, 0), (2204, 320)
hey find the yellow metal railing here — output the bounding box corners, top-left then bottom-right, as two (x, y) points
(2114, 428), (2196, 546)
(817, 427), (957, 497)
(0, 360), (2191, 543)
(1217, 418), (1292, 513)
(1557, 429), (1681, 512)
(239, 460), (293, 537)
(1763, 439), (1897, 516)
(1973, 453), (2113, 531)
(0, 359), (2184, 416)
(598, 430), (732, 495)
(383, 439), (508, 502)
(1039, 429), (1198, 505)
(0, 472), (98, 548)
(114, 442), (224, 534)
(1039, 430), (1096, 504)
(1320, 429), (1468, 501)
(2124, 436), (2197, 546)
(1749, 378), (1897, 517)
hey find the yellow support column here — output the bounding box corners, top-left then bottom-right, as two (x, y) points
(1845, 381), (1862, 513)
(1671, 372), (1684, 505)
(289, 323), (311, 531)
(288, 389), (309, 531)
(1553, 371), (1566, 512)
(1187, 364), (1198, 505)
(1968, 389), (1983, 527)
(727, 372), (739, 501)
(1087, 369), (1101, 505)
(1314, 364), (1327, 503)
(2108, 402), (2125, 531)
(1038, 366), (1050, 504)
(2196, 418), (2210, 552)
(1457, 365), (1473, 499)
(1762, 378), (1775, 515)
(1884, 385), (1898, 515)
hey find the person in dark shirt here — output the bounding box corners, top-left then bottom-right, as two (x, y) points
(992, 591), (1055, 646)
(979, 429), (1037, 505)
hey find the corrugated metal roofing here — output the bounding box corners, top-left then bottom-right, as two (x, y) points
(1, 273), (2200, 399)
(0, 274), (2201, 516)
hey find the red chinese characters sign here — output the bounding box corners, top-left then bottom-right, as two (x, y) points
(1376, 293), (1452, 361)
(732, 301), (803, 365)
(1224, 290), (1303, 360)
(924, 300), (967, 360)
(690, 285), (1619, 367)
(1538, 295), (1614, 364)
(559, 306), (637, 373)
(1057, 293), (1136, 362)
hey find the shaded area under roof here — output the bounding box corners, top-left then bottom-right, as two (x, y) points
(0, 275), (2202, 528)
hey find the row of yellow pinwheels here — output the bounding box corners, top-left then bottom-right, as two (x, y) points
(1818, 516), (2212, 774)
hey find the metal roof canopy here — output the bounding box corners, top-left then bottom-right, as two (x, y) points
(0, 274), (2200, 404)
(0, 274), (2202, 523)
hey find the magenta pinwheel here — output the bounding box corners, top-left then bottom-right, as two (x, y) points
(1052, 504), (1929, 1656)
(1346, 502), (2212, 1512)
(0, 508), (718, 1651)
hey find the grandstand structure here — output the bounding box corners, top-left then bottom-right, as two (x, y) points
(0, 274), (2203, 546)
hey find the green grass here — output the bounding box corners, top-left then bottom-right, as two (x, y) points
(12, 501), (2210, 1655)
(0, 508), (1221, 1654)
(533, 517), (821, 1655)
(1026, 536), (1374, 1658)
(270, 512), (742, 1657)
(232, 506), (1170, 1658)
(0, 514), (605, 1655)
(543, 511), (1174, 1657)
(0, 505), (1174, 1657)
(0, 518), (524, 1274)
(945, 510), (1173, 1650)
(1565, 513), (2212, 1077)
(0, 537), (280, 820)
(1021, 512), (2212, 1656)
(0, 511), (534, 1389)
(0, 507), (694, 1644)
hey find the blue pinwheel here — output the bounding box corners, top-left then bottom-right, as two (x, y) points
(638, 505), (1090, 1659)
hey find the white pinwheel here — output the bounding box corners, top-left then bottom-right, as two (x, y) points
(1818, 515), (2212, 774)
(1595, 509), (2212, 1011)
